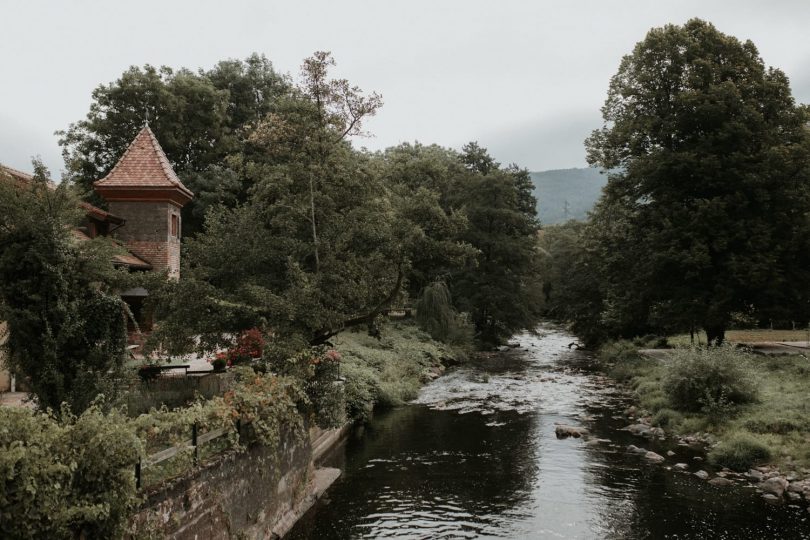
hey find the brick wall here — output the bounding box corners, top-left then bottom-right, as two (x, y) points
(108, 201), (182, 278)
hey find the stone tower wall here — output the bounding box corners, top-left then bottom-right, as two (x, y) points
(108, 200), (182, 278)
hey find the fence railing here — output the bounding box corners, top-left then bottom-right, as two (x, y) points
(135, 419), (245, 490)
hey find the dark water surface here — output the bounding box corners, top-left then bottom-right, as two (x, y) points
(289, 326), (810, 539)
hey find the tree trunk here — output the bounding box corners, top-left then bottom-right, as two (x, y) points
(308, 176), (319, 272)
(705, 324), (726, 347)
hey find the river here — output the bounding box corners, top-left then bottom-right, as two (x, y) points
(289, 325), (810, 539)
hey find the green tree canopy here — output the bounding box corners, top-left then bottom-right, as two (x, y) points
(584, 18), (810, 344)
(58, 53), (290, 235)
(0, 161), (129, 413)
(381, 142), (543, 345)
(147, 53), (435, 355)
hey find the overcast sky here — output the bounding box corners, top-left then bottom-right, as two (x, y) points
(2, 0), (810, 178)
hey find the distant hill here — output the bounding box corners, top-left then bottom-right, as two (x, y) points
(530, 167), (607, 225)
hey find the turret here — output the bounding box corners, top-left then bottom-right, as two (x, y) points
(93, 126), (193, 278)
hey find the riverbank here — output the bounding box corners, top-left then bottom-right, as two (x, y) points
(597, 340), (810, 500)
(336, 321), (466, 422)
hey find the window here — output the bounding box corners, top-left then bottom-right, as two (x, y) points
(171, 214), (179, 237)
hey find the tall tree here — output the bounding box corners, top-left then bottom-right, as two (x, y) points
(147, 53), (427, 355)
(0, 161), (129, 413)
(450, 144), (543, 345)
(58, 54), (290, 235)
(585, 19), (810, 344)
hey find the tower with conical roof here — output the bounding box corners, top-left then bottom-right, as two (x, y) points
(94, 126), (193, 278)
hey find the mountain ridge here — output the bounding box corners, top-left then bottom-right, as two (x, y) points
(530, 167), (607, 225)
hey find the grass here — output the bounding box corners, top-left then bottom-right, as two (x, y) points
(600, 341), (810, 472)
(667, 329), (810, 348)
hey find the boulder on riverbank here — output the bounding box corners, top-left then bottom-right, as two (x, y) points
(759, 477), (788, 497)
(624, 423), (665, 439)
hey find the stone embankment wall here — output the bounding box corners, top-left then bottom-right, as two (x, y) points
(128, 422), (346, 539)
(129, 429), (310, 539)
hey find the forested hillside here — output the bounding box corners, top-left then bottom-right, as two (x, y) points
(530, 167), (606, 224)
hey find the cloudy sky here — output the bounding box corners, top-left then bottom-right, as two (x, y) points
(2, 0), (809, 178)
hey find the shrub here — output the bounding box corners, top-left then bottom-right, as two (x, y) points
(341, 361), (380, 422)
(641, 394), (669, 413)
(211, 358), (227, 372)
(599, 340), (639, 365)
(708, 433), (771, 471)
(0, 406), (141, 539)
(663, 347), (758, 413)
(651, 408), (684, 428)
(335, 322), (460, 420)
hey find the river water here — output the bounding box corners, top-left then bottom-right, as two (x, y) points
(289, 325), (810, 539)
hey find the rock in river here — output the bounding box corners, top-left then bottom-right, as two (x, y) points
(759, 477), (788, 498)
(644, 451), (665, 463)
(709, 477), (733, 487)
(625, 424), (652, 437)
(555, 425), (588, 438)
(694, 470), (709, 480)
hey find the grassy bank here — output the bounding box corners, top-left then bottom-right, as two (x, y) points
(335, 321), (465, 422)
(599, 341), (810, 473)
(666, 328), (810, 347)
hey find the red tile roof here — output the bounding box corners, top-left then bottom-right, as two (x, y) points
(0, 163), (56, 189)
(80, 201), (125, 224)
(71, 229), (152, 270)
(93, 126), (193, 199)
(1, 165), (125, 224)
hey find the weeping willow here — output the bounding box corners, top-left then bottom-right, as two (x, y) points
(415, 281), (472, 345)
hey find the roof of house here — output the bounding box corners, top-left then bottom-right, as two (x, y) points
(93, 126), (194, 200)
(71, 229), (153, 270)
(1, 164), (126, 224)
(1, 164), (150, 270)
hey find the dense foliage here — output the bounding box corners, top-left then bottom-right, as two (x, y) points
(133, 54), (542, 353)
(542, 19), (810, 345)
(415, 281), (474, 346)
(381, 142), (543, 345)
(0, 162), (129, 413)
(0, 406), (141, 539)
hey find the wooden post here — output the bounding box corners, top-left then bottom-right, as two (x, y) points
(192, 422), (199, 465)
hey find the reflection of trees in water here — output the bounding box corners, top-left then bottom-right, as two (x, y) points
(290, 406), (540, 538)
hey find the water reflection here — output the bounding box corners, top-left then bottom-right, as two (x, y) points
(289, 325), (810, 539)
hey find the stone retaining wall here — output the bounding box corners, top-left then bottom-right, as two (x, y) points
(129, 424), (312, 539)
